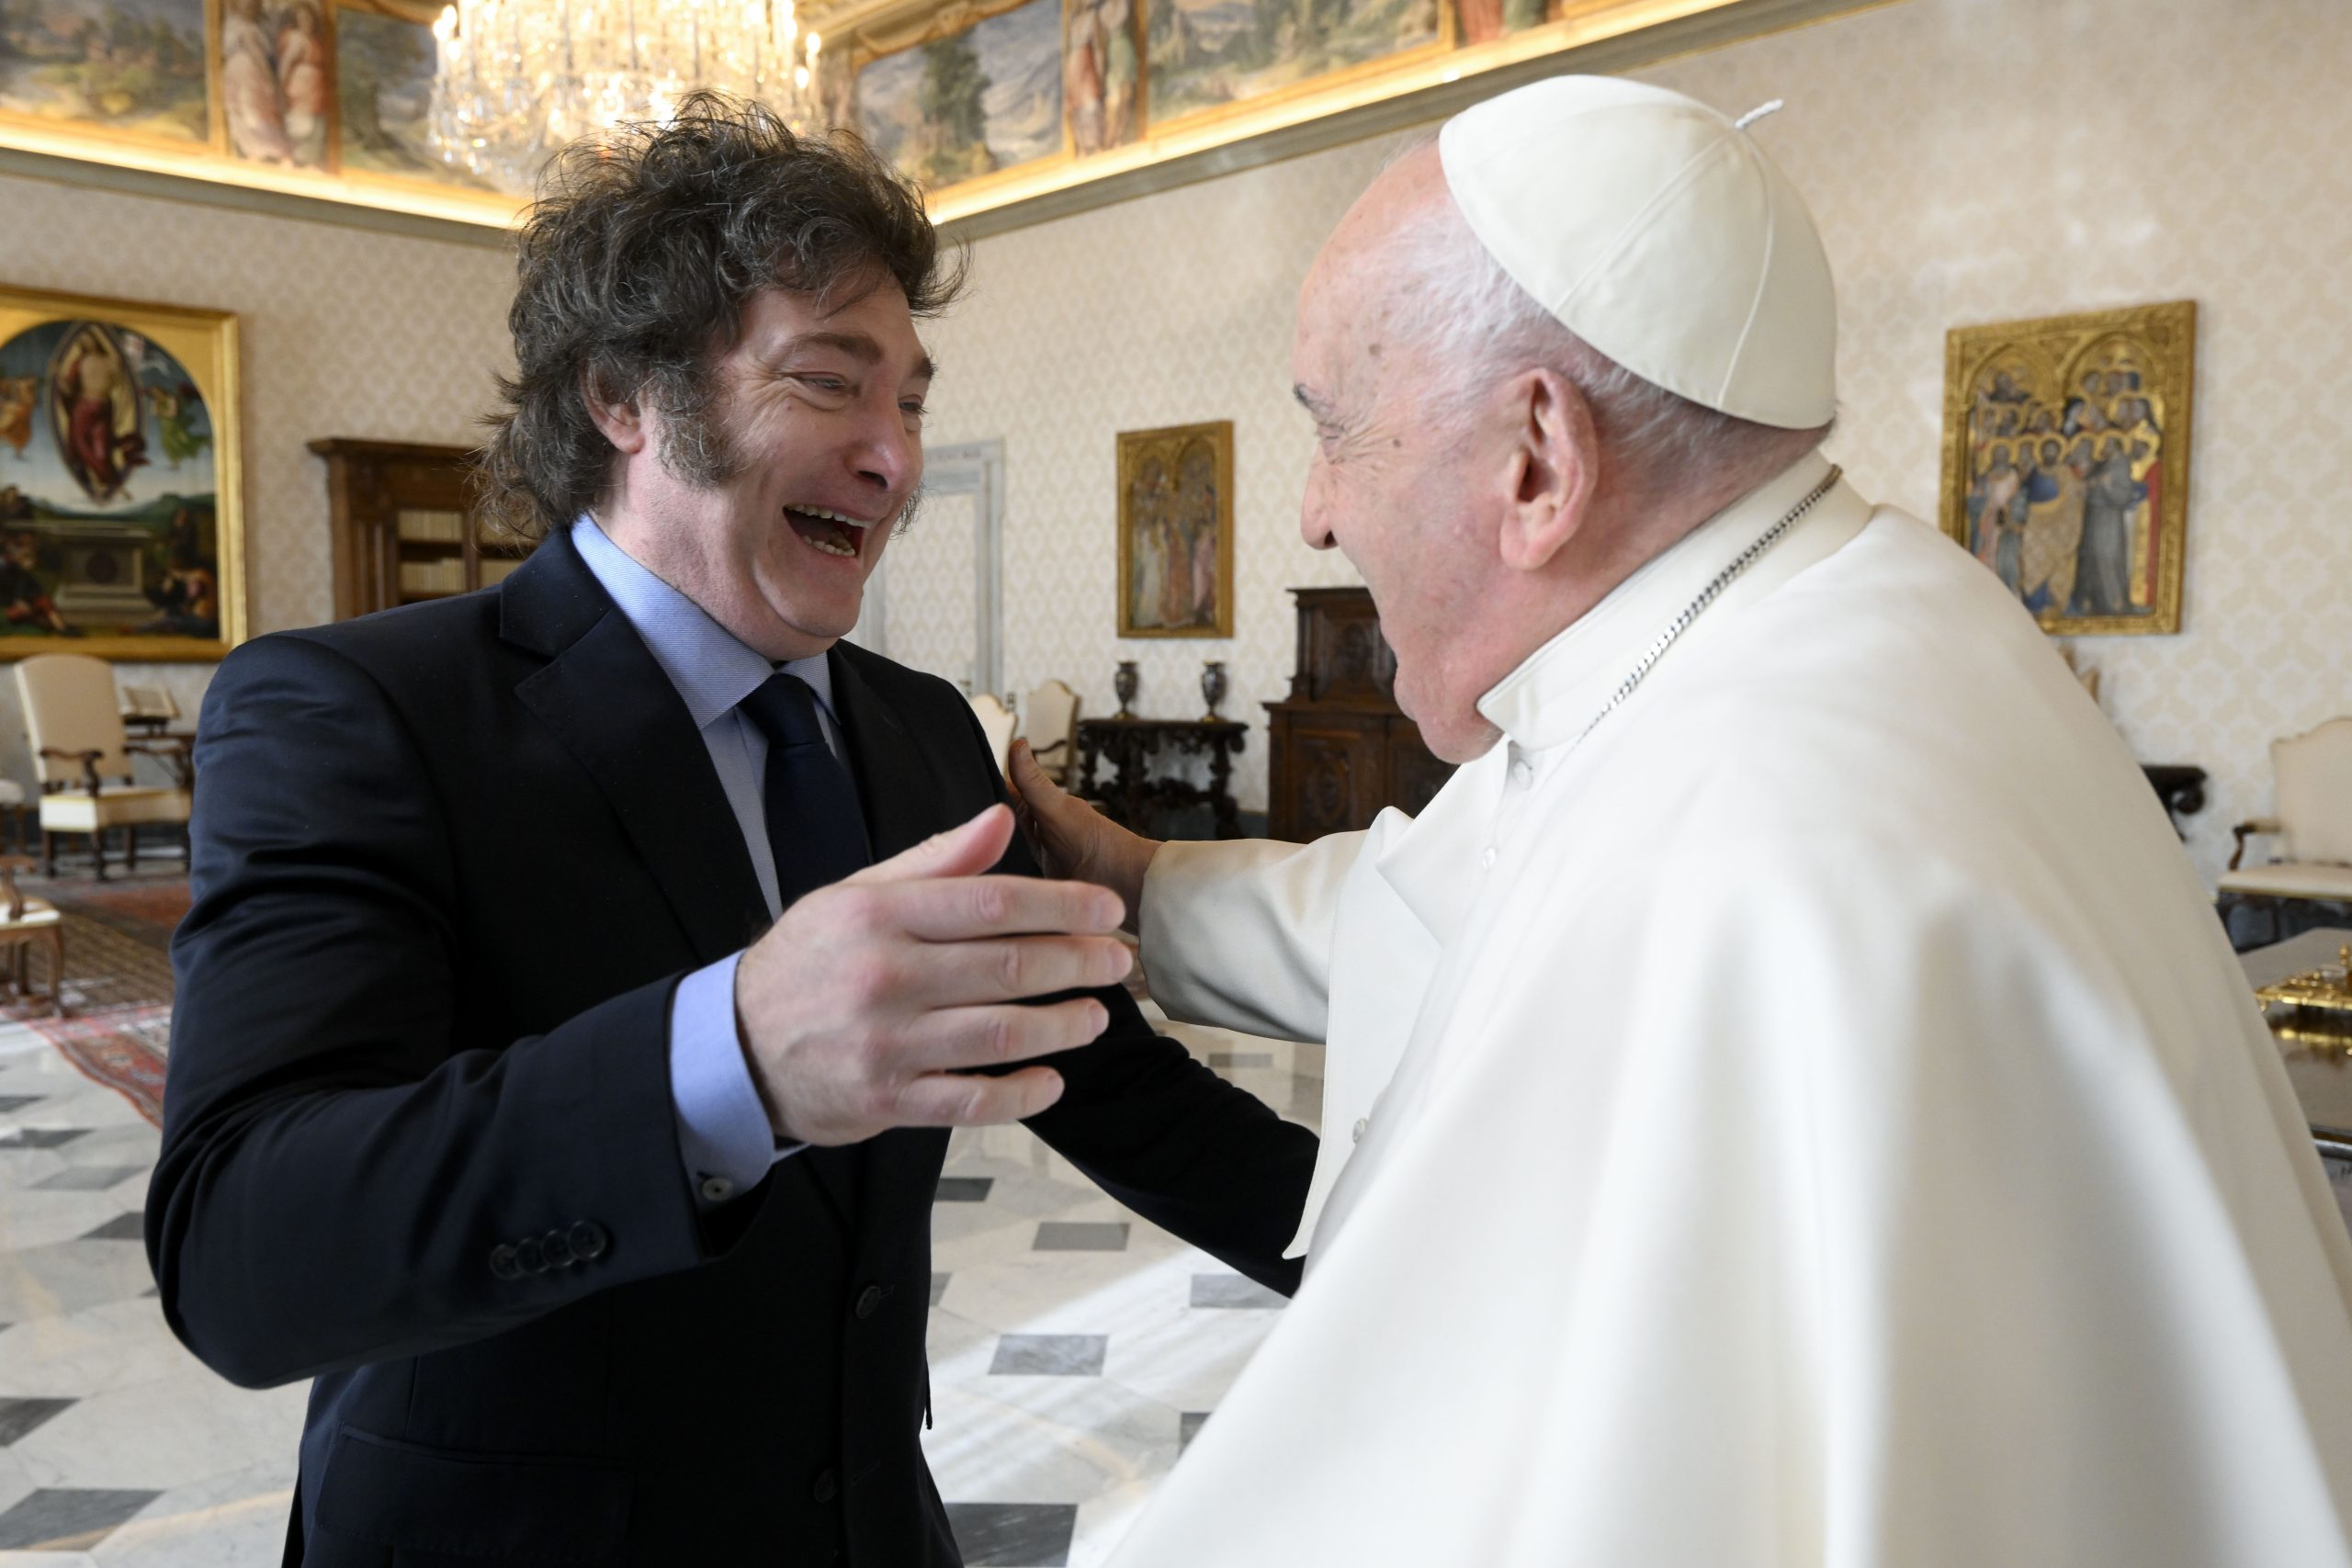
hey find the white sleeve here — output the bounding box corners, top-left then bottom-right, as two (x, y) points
(1136, 830), (1368, 1043)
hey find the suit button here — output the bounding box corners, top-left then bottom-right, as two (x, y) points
(854, 1285), (886, 1320)
(490, 1244), (523, 1281)
(698, 1175), (735, 1203)
(811, 1467), (838, 1504)
(569, 1221), (608, 1260)
(514, 1236), (547, 1274)
(541, 1229), (576, 1268)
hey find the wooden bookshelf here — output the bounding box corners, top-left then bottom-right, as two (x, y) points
(310, 438), (530, 620)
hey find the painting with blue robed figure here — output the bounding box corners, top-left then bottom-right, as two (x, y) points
(0, 288), (245, 659)
(1939, 300), (2195, 637)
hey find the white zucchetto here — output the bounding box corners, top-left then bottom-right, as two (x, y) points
(1438, 75), (1838, 429)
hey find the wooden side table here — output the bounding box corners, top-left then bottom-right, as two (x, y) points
(1076, 717), (1248, 839)
(0, 855), (62, 1015)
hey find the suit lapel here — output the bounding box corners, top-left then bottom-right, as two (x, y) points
(828, 647), (954, 863)
(506, 558), (770, 963)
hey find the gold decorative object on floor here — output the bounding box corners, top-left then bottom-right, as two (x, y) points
(2257, 943), (2352, 1050)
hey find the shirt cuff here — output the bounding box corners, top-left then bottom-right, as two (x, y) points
(670, 953), (803, 1209)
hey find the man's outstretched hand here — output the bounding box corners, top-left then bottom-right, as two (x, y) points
(1007, 740), (1161, 936)
(735, 805), (1132, 1146)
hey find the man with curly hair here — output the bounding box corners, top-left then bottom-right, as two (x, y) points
(150, 96), (1314, 1564)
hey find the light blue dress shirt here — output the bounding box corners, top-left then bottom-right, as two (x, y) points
(571, 516), (838, 1207)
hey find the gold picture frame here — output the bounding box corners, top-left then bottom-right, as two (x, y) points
(1937, 299), (2195, 637)
(1117, 419), (1232, 638)
(0, 285), (247, 660)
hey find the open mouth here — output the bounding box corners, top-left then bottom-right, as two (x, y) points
(783, 505), (876, 559)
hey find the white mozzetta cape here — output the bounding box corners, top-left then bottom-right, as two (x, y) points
(1118, 454), (2352, 1566)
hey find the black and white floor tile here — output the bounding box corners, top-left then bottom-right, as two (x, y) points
(0, 1006), (1320, 1564)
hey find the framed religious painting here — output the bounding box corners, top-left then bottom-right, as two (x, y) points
(0, 286), (246, 660)
(1116, 419), (1233, 638)
(1937, 300), (2195, 636)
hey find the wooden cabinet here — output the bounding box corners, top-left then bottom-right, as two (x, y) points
(1264, 586), (1453, 840)
(310, 438), (528, 620)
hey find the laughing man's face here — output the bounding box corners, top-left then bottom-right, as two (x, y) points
(607, 281), (933, 661)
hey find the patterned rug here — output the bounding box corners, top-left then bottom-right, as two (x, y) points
(8, 874), (185, 1127)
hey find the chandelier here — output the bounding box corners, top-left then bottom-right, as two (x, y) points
(429, 0), (827, 195)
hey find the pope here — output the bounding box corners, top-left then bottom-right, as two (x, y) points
(1013, 75), (2352, 1565)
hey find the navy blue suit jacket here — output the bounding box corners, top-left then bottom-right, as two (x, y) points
(147, 530), (1316, 1565)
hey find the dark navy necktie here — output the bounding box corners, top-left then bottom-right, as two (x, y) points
(737, 671), (872, 909)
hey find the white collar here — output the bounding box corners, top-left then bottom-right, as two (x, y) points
(1474, 450), (1863, 754)
(1371, 450), (1870, 948)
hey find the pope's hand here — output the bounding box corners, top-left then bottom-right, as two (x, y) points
(734, 805), (1132, 1146)
(1007, 740), (1161, 936)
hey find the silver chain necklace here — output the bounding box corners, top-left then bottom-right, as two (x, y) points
(1566, 465), (1842, 755)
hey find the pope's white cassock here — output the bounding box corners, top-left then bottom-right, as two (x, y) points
(1109, 452), (2352, 1563)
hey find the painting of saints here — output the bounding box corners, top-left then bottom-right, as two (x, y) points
(48, 322), (145, 502)
(0, 378), (36, 460)
(218, 0), (328, 167)
(1065, 0), (1137, 155)
(1126, 455), (1169, 630)
(1117, 420), (1232, 637)
(1175, 438), (1219, 629)
(0, 304), (232, 647)
(2069, 434), (2143, 617)
(143, 378), (207, 467)
(0, 531), (69, 635)
(277, 0), (330, 165)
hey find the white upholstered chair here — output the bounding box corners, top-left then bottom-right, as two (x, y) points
(1017, 680), (1080, 784)
(2220, 717), (2352, 944)
(17, 654), (191, 880)
(967, 692), (1017, 777)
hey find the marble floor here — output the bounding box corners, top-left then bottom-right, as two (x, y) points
(0, 1005), (1321, 1565)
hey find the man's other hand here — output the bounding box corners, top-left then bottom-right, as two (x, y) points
(1007, 740), (1160, 936)
(735, 805), (1132, 1145)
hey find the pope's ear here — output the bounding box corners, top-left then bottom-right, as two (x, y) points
(581, 368), (650, 457)
(1497, 367), (1598, 574)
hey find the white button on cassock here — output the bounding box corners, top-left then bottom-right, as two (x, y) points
(1351, 1118), (1368, 1145)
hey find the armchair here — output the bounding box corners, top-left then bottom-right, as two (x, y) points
(1017, 679), (1080, 784)
(16, 654), (192, 880)
(2219, 717), (2352, 947)
(967, 692), (1017, 777)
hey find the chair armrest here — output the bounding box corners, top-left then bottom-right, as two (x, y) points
(1028, 737), (1070, 763)
(38, 748), (105, 798)
(124, 734), (195, 788)
(2230, 817), (2285, 871)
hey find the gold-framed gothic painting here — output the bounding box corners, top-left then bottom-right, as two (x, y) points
(1116, 419), (1232, 638)
(0, 285), (245, 660)
(1938, 299), (2195, 636)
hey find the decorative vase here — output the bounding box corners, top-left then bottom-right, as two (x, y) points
(1200, 660), (1227, 720)
(1114, 660), (1139, 718)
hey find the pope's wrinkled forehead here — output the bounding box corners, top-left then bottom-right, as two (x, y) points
(1293, 146), (1452, 389)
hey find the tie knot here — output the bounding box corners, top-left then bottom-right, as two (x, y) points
(739, 671), (829, 750)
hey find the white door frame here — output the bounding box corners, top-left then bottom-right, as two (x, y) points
(854, 438), (1005, 694)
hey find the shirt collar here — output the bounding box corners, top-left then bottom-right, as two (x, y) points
(1473, 450), (1854, 754)
(570, 514), (837, 731)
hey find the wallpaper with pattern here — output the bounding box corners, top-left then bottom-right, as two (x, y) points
(0, 0), (2338, 890)
(927, 0), (2352, 884)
